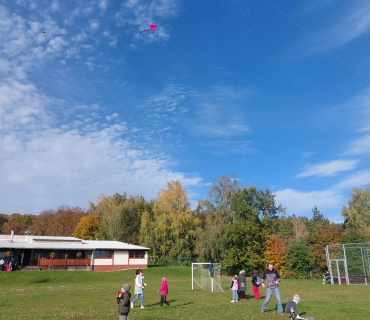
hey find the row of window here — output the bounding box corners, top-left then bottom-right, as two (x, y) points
(94, 250), (145, 259)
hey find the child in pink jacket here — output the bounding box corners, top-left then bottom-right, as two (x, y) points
(158, 277), (170, 306)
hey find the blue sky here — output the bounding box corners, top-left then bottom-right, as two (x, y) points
(1, 0), (370, 222)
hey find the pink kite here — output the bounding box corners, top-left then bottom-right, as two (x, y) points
(140, 25), (157, 33)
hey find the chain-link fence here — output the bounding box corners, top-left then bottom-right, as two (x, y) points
(326, 243), (370, 285)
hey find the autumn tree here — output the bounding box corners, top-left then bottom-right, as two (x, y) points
(52, 206), (87, 236)
(73, 215), (102, 240)
(291, 214), (308, 240)
(140, 180), (201, 257)
(31, 210), (55, 236)
(265, 234), (288, 271)
(3, 220), (26, 235)
(308, 224), (343, 273)
(195, 174), (241, 262)
(342, 186), (370, 231)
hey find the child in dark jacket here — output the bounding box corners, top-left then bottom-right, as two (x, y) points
(117, 284), (131, 320)
(251, 270), (261, 300)
(285, 295), (315, 320)
(158, 277), (170, 306)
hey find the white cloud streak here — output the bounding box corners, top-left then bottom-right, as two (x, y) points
(296, 159), (360, 178)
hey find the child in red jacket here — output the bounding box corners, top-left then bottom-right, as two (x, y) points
(158, 277), (170, 306)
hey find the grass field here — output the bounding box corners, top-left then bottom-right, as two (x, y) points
(1, 266), (369, 319)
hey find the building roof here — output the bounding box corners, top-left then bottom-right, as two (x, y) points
(0, 234), (150, 251)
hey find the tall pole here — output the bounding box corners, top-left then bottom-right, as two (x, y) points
(192, 263), (194, 290)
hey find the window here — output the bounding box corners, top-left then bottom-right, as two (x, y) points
(94, 250), (113, 259)
(129, 251), (145, 259)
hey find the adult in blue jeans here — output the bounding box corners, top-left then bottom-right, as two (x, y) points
(261, 262), (284, 316)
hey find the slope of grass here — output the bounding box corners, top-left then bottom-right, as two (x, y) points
(0, 266), (369, 319)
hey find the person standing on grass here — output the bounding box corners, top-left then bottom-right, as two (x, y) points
(251, 270), (261, 300)
(261, 262), (284, 316)
(158, 277), (170, 306)
(230, 275), (239, 302)
(117, 284), (131, 320)
(0, 258), (4, 271)
(238, 270), (247, 300)
(131, 270), (147, 309)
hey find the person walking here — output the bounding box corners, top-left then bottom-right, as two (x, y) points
(238, 270), (247, 300)
(251, 270), (261, 300)
(158, 277), (170, 306)
(261, 262), (284, 316)
(131, 270), (147, 309)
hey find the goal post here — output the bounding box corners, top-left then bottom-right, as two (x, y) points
(192, 263), (224, 292)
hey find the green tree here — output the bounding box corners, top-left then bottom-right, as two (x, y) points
(195, 174), (241, 262)
(285, 244), (311, 278)
(342, 186), (370, 231)
(342, 228), (367, 244)
(0, 214), (9, 233)
(222, 186), (284, 274)
(89, 193), (150, 244)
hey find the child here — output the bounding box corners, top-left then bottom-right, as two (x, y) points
(322, 271), (330, 284)
(230, 275), (239, 302)
(131, 270), (147, 309)
(251, 270), (261, 300)
(285, 295), (315, 320)
(117, 284), (131, 320)
(158, 277), (170, 306)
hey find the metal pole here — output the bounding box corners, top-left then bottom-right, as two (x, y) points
(361, 248), (367, 286)
(192, 263), (194, 290)
(342, 244), (349, 285)
(336, 260), (341, 285)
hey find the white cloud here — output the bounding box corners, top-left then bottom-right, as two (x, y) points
(332, 170), (370, 190)
(302, 151), (316, 158)
(344, 135), (370, 156)
(275, 188), (343, 214)
(296, 159), (360, 178)
(99, 0), (109, 11)
(292, 2), (370, 56)
(141, 84), (253, 138)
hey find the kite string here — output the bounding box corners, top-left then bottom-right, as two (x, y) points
(264, 0), (368, 84)
(6, 33), (46, 59)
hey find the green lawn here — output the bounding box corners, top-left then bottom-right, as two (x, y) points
(0, 267), (368, 319)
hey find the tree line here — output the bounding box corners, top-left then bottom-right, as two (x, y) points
(1, 175), (369, 277)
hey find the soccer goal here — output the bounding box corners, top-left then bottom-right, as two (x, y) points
(192, 263), (224, 292)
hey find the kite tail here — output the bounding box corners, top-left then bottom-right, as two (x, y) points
(6, 32), (46, 59)
(140, 29), (151, 33)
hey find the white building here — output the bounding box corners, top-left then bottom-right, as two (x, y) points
(0, 234), (150, 271)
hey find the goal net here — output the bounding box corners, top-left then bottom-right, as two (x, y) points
(192, 263), (224, 292)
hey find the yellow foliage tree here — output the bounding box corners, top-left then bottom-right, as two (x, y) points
(142, 180), (201, 257)
(73, 215), (102, 240)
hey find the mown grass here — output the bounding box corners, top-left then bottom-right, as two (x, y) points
(0, 266), (369, 319)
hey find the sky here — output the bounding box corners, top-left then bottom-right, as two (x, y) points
(1, 0), (370, 222)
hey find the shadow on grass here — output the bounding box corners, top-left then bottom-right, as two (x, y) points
(146, 300), (194, 308)
(31, 278), (50, 283)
